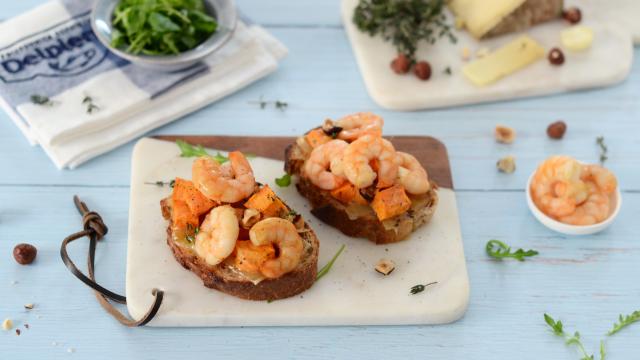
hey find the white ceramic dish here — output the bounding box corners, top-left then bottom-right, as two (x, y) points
(526, 171), (622, 236)
(126, 138), (470, 326)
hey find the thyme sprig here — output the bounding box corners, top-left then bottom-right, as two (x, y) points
(544, 314), (605, 360)
(249, 96), (288, 111)
(144, 180), (176, 188)
(30, 94), (55, 106)
(410, 281), (438, 295)
(353, 0), (456, 61)
(316, 244), (346, 282)
(607, 310), (640, 336)
(82, 95), (100, 114)
(596, 136), (608, 165)
(486, 240), (538, 261)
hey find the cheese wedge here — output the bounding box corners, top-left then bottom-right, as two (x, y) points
(462, 36), (545, 86)
(450, 0), (563, 39)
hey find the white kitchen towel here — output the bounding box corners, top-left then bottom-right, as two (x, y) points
(0, 0), (287, 169)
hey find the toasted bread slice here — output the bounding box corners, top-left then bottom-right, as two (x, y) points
(161, 197), (319, 301)
(285, 138), (439, 245)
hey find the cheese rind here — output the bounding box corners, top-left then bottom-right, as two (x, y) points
(462, 36), (546, 86)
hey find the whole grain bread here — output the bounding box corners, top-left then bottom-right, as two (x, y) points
(284, 141), (439, 245)
(161, 198), (319, 301)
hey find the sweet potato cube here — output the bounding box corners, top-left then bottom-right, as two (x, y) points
(244, 185), (278, 213)
(172, 178), (216, 216)
(171, 199), (199, 230)
(331, 182), (369, 205)
(371, 185), (411, 221)
(305, 128), (331, 148)
(262, 197), (290, 218)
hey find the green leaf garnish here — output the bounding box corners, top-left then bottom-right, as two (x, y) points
(111, 0), (218, 55)
(316, 245), (346, 281)
(607, 310), (640, 336)
(176, 140), (229, 163)
(486, 240), (538, 261)
(275, 173), (292, 187)
(544, 313), (604, 360)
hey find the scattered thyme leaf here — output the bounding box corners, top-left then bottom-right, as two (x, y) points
(30, 94), (54, 106)
(607, 310), (640, 336)
(410, 281), (438, 295)
(82, 95), (100, 114)
(544, 313), (604, 360)
(249, 97), (289, 111)
(275, 173), (292, 187)
(316, 244), (346, 281)
(596, 136), (608, 165)
(444, 66), (452, 75)
(486, 240), (538, 261)
(144, 180), (175, 187)
(353, 0), (457, 61)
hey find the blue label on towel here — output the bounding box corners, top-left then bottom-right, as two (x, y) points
(0, 11), (109, 84)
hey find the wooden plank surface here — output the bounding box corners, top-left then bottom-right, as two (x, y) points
(153, 135), (454, 189)
(0, 1), (639, 359)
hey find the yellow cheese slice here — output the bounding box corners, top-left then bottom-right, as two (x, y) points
(462, 36), (546, 86)
(449, 0), (526, 39)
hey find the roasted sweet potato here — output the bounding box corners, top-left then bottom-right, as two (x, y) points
(244, 185), (278, 213)
(371, 185), (412, 221)
(330, 182), (368, 205)
(304, 128), (331, 148)
(172, 178), (216, 216)
(171, 199), (199, 229)
(234, 240), (276, 275)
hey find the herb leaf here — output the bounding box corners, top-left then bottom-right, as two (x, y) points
(410, 281), (437, 295)
(111, 0), (217, 55)
(316, 244), (346, 281)
(275, 173), (292, 187)
(544, 313), (603, 360)
(596, 136), (608, 165)
(486, 240), (538, 261)
(353, 0), (456, 61)
(30, 94), (54, 106)
(607, 310), (640, 336)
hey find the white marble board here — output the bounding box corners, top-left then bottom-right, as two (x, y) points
(126, 138), (470, 326)
(341, 0), (634, 111)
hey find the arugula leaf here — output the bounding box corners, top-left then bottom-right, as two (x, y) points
(486, 240), (538, 261)
(275, 173), (292, 187)
(111, 0), (217, 55)
(607, 310), (640, 336)
(175, 140), (236, 164)
(316, 245), (346, 281)
(544, 313), (604, 360)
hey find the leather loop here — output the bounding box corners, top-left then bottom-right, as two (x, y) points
(61, 195), (163, 327)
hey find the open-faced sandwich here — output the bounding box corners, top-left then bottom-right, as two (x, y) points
(161, 151), (319, 301)
(285, 112), (438, 244)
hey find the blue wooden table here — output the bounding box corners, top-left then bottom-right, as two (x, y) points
(1, 1), (639, 359)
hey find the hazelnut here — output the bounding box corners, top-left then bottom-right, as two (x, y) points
(547, 121), (567, 139)
(414, 61), (432, 80)
(563, 7), (582, 24)
(548, 48), (565, 66)
(391, 54), (411, 74)
(2, 318), (13, 331)
(495, 125), (516, 144)
(24, 303), (34, 310)
(375, 259), (396, 276)
(497, 156), (516, 173)
(13, 243), (37, 265)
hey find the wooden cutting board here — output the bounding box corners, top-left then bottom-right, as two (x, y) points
(127, 137), (468, 326)
(154, 135), (454, 189)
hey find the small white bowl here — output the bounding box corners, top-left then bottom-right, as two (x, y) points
(526, 171), (622, 235)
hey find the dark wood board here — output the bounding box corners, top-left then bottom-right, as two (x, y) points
(154, 135), (453, 189)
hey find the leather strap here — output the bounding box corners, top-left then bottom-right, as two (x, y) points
(60, 195), (163, 327)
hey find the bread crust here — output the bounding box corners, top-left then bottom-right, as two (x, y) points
(285, 140), (438, 245)
(161, 198), (319, 301)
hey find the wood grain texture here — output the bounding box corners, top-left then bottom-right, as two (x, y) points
(0, 0), (639, 359)
(153, 135), (454, 189)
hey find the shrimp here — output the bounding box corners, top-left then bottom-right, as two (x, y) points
(334, 112), (383, 141)
(581, 165), (617, 194)
(303, 139), (348, 190)
(559, 182), (611, 225)
(249, 218), (303, 279)
(530, 156), (587, 218)
(396, 152), (430, 194)
(341, 135), (400, 189)
(192, 151), (255, 203)
(194, 205), (239, 266)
